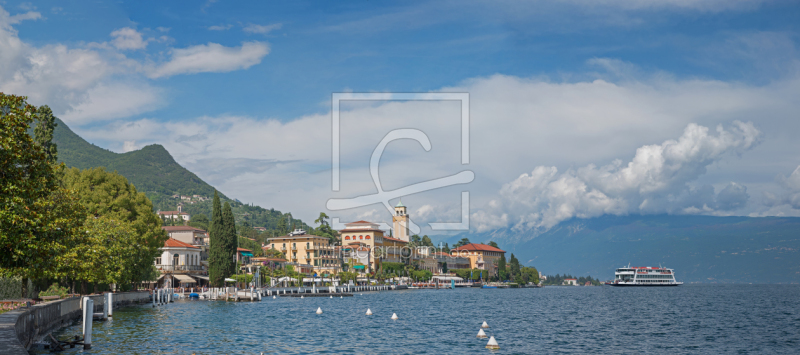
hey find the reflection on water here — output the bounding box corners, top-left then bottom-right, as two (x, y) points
(38, 285), (800, 354)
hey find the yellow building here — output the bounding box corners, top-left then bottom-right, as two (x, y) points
(268, 230), (340, 276)
(339, 220), (408, 272)
(450, 243), (506, 277)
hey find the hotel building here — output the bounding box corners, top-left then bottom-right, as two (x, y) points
(268, 230), (341, 276)
(450, 243), (506, 278)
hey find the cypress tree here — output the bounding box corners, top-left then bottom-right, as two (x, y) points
(221, 202), (238, 276)
(497, 254), (507, 281)
(208, 191), (225, 287)
(34, 105), (58, 164)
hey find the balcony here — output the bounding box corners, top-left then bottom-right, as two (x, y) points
(156, 264), (206, 274)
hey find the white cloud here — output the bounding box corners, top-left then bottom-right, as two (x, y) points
(147, 42), (270, 78)
(208, 24), (232, 31)
(8, 10), (40, 24)
(122, 140), (138, 152)
(764, 166), (800, 209)
(60, 82), (163, 124)
(472, 122), (761, 232)
(110, 27), (148, 50)
(242, 23), (282, 34)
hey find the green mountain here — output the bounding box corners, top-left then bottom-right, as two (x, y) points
(443, 215), (800, 284)
(53, 118), (222, 199)
(52, 118), (309, 232)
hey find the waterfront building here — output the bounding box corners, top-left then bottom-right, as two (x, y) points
(450, 243), (506, 278)
(433, 252), (471, 271)
(154, 238), (207, 288)
(341, 243), (372, 274)
(157, 204), (190, 221)
(237, 247), (254, 264)
(563, 278), (578, 286)
(339, 220), (409, 271)
(162, 225), (207, 246)
(268, 231), (341, 276)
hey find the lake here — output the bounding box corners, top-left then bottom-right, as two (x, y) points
(40, 284), (800, 354)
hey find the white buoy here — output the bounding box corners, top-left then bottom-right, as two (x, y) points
(366, 308), (373, 315)
(391, 313), (398, 320)
(273, 295), (276, 299)
(316, 307), (323, 314)
(486, 336), (499, 350)
(301, 295), (304, 299)
(340, 296), (343, 298)
(330, 295), (333, 298)
(482, 321), (490, 329)
(477, 329), (488, 338)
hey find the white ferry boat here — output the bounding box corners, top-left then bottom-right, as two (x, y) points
(611, 265), (682, 287)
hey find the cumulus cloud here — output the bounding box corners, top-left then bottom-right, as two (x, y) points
(110, 27), (148, 50)
(764, 166), (800, 209)
(243, 23), (282, 34)
(71, 70), (800, 229)
(8, 10), (40, 24)
(472, 122), (761, 232)
(60, 82), (163, 124)
(147, 42), (269, 78)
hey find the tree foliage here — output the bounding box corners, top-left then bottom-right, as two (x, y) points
(61, 167), (167, 288)
(221, 202), (238, 275)
(0, 93), (85, 282)
(209, 191), (226, 287)
(34, 105), (58, 164)
(497, 253), (508, 281)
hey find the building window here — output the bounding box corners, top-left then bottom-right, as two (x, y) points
(366, 236), (371, 239)
(156, 257), (161, 265)
(359, 235), (363, 240)
(306, 242), (310, 249)
(345, 236), (350, 240)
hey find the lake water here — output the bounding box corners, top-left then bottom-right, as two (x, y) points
(40, 285), (800, 354)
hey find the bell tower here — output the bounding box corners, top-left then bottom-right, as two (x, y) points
(392, 200), (409, 242)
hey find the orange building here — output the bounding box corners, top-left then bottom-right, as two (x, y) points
(450, 243), (506, 277)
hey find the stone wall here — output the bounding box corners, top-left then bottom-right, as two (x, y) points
(0, 291), (149, 354)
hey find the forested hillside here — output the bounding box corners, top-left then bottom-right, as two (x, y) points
(52, 118), (309, 232)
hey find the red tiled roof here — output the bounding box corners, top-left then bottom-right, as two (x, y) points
(382, 236), (408, 244)
(451, 243), (505, 253)
(162, 226), (206, 232)
(237, 247), (252, 252)
(345, 220), (374, 225)
(340, 229), (385, 233)
(163, 238), (199, 249)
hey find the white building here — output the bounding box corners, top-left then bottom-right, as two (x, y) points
(154, 238), (205, 287)
(157, 204), (190, 222)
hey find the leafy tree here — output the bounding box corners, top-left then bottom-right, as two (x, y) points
(497, 254), (508, 281)
(188, 213), (209, 231)
(409, 234), (421, 248)
(34, 105), (58, 164)
(488, 241), (499, 248)
(420, 235), (433, 247)
(0, 94), (85, 287)
(454, 238), (471, 248)
(62, 167), (168, 290)
(209, 191), (226, 286)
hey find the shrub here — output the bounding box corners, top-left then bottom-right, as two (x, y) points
(39, 283), (69, 299)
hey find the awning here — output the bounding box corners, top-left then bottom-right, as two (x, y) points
(240, 252), (254, 257)
(352, 265), (365, 270)
(224, 278), (236, 282)
(173, 274), (196, 283)
(194, 276), (210, 280)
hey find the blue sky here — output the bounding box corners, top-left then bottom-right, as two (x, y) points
(2, 0), (800, 235)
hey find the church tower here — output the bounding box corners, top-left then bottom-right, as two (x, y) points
(392, 200), (409, 242)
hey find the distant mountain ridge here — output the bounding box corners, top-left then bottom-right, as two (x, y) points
(53, 118), (224, 199)
(441, 215), (800, 283)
